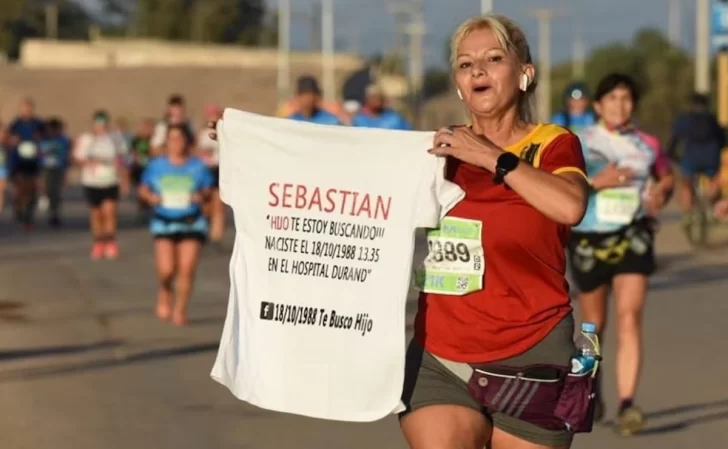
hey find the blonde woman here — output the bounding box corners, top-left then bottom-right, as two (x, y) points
(400, 15), (590, 449)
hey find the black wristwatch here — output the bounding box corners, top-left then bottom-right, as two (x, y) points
(493, 152), (520, 184)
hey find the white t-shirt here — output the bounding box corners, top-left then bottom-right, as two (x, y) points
(151, 120), (195, 149)
(75, 132), (128, 188)
(210, 108), (464, 422)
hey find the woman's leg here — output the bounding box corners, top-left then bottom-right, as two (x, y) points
(100, 196), (119, 258)
(16, 175), (37, 231)
(171, 238), (203, 326)
(153, 238), (176, 320)
(400, 340), (491, 449)
(402, 405), (490, 449)
(611, 273), (648, 435)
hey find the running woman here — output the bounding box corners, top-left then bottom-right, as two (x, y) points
(210, 14), (594, 449)
(74, 110), (129, 260)
(138, 124), (213, 326)
(568, 73), (674, 436)
(197, 104), (226, 248)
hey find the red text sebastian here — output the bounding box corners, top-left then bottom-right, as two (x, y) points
(268, 183), (392, 221)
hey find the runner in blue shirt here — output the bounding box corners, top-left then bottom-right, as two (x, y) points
(39, 118), (72, 227)
(139, 123), (213, 327)
(286, 76), (343, 125)
(9, 98), (45, 143)
(351, 84), (412, 130)
(551, 81), (597, 133)
(7, 97), (45, 231)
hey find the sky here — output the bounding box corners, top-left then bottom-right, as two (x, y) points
(275, 0), (700, 68)
(77, 0), (702, 69)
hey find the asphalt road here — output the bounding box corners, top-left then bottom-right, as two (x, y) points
(1, 192), (727, 449)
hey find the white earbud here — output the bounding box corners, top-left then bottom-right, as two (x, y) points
(520, 73), (530, 92)
(457, 89), (463, 100)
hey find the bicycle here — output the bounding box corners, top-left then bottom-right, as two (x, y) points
(683, 173), (716, 247)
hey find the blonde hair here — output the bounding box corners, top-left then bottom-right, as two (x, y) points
(450, 14), (536, 121)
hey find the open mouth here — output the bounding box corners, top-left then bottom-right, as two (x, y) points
(473, 85), (491, 93)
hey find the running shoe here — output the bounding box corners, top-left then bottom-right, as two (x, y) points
(614, 404), (646, 436)
(104, 241), (120, 260)
(91, 242), (105, 260)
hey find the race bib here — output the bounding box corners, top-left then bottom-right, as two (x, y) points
(161, 191), (192, 209)
(596, 187), (640, 224)
(415, 217), (484, 295)
(93, 164), (117, 184)
(18, 142), (38, 159)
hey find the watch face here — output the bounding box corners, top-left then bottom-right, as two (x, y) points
(499, 152), (520, 171)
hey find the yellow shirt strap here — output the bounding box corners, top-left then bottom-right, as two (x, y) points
(552, 166), (588, 180)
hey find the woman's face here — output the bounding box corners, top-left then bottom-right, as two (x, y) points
(594, 86), (634, 129)
(92, 119), (108, 134)
(453, 28), (528, 118)
(166, 128), (188, 157)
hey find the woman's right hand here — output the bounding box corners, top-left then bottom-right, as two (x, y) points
(207, 121), (218, 141)
(149, 193), (162, 206)
(590, 163), (634, 190)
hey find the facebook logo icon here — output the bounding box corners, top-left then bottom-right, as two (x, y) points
(260, 302), (275, 320)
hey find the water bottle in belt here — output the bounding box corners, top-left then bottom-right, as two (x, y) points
(571, 322), (599, 374)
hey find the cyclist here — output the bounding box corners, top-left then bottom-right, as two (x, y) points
(351, 84), (412, 130)
(138, 124), (213, 326)
(666, 93), (725, 234)
(568, 73), (674, 436)
(74, 110), (129, 260)
(552, 81), (597, 132)
(285, 76), (343, 125)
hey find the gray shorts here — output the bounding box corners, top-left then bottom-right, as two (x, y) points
(400, 314), (576, 447)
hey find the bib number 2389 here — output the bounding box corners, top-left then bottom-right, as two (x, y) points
(415, 217), (484, 295)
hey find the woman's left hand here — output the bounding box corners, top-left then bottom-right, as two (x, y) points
(645, 187), (666, 216)
(428, 126), (502, 171)
(191, 192), (204, 204)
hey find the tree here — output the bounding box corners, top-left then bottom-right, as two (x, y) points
(0, 0), (92, 60)
(106, 0), (269, 44)
(548, 28), (696, 142)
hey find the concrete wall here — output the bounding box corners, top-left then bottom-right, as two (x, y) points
(0, 65), (358, 136)
(19, 38), (363, 71)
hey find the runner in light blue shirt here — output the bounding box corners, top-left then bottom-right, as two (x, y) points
(351, 84), (412, 130)
(286, 76), (343, 126)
